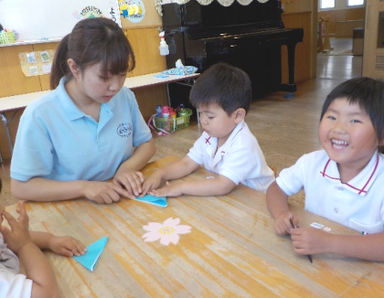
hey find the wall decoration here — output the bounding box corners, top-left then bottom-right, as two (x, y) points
(18, 49), (55, 76)
(80, 6), (104, 18)
(120, 0), (146, 23)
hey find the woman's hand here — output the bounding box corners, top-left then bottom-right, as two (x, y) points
(83, 181), (123, 204)
(113, 169), (144, 199)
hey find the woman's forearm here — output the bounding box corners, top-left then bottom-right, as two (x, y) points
(11, 178), (86, 202)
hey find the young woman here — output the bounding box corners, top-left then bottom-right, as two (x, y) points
(10, 18), (155, 204)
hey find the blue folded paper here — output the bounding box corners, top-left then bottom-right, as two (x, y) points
(134, 194), (167, 207)
(73, 236), (108, 272)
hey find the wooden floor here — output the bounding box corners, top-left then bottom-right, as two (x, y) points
(0, 47), (363, 207)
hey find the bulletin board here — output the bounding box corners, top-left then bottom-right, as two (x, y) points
(0, 0), (121, 43)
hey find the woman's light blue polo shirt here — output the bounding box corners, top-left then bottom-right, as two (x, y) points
(10, 78), (152, 182)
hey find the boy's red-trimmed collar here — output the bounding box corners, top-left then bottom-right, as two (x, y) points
(320, 152), (380, 195)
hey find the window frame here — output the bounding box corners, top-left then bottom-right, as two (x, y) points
(319, 0), (335, 10)
(347, 0), (365, 7)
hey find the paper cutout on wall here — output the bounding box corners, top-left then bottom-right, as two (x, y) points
(119, 0), (145, 23)
(18, 49), (55, 77)
(142, 217), (191, 245)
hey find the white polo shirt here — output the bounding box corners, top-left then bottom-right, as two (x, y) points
(0, 234), (32, 298)
(11, 78), (152, 182)
(187, 121), (274, 193)
(276, 150), (384, 234)
(0, 270), (32, 298)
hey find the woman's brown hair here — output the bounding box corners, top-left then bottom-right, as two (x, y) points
(50, 17), (135, 89)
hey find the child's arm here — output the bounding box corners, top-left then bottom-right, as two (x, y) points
(30, 231), (86, 257)
(142, 156), (200, 194)
(150, 173), (236, 197)
(266, 181), (297, 235)
(290, 227), (384, 261)
(114, 138), (156, 199)
(1, 202), (59, 298)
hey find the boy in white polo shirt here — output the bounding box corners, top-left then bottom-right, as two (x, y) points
(142, 63), (274, 197)
(267, 77), (384, 261)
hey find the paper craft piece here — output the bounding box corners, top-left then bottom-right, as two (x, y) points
(310, 222), (331, 232)
(134, 194), (167, 207)
(73, 236), (108, 271)
(310, 222), (324, 229)
(142, 217), (191, 246)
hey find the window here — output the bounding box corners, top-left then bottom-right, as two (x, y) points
(320, 0), (335, 9)
(348, 0), (364, 6)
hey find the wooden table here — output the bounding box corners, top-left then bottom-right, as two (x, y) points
(8, 156), (384, 297)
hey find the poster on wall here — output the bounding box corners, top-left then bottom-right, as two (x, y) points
(18, 49), (55, 76)
(0, 0), (121, 44)
(119, 0), (146, 23)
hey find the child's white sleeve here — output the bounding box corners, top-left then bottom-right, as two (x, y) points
(276, 154), (308, 196)
(187, 133), (206, 165)
(0, 267), (32, 298)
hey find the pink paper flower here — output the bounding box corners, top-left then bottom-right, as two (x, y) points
(142, 217), (191, 245)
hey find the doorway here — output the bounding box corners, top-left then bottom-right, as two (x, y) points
(316, 0), (364, 80)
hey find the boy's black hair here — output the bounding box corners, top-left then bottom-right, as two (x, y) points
(189, 62), (252, 115)
(320, 77), (384, 148)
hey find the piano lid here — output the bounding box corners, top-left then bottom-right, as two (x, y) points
(162, 0), (284, 38)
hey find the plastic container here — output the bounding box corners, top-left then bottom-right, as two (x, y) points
(154, 108), (192, 132)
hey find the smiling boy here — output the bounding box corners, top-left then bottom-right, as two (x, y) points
(267, 77), (384, 261)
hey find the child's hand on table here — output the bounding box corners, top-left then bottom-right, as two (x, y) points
(48, 235), (86, 257)
(290, 227), (331, 255)
(150, 181), (183, 197)
(114, 169), (144, 198)
(274, 211), (298, 236)
(0, 201), (32, 254)
(142, 171), (163, 195)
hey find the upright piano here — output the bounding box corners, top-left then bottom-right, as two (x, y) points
(162, 0), (304, 99)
